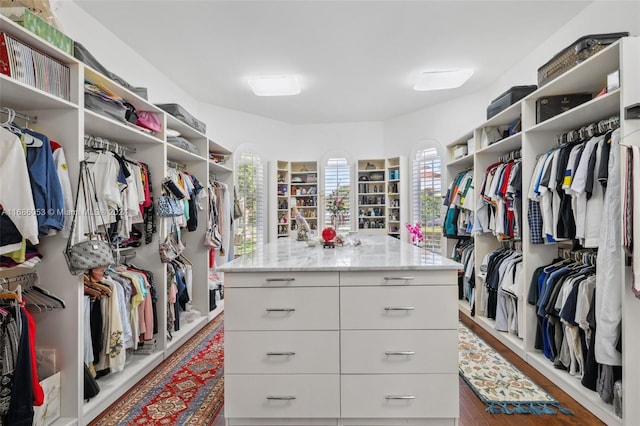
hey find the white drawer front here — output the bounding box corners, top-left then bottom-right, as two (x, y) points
(225, 374), (340, 418)
(225, 287), (339, 330)
(341, 330), (458, 374)
(340, 270), (455, 286)
(226, 331), (339, 374)
(340, 286), (457, 330)
(225, 271), (339, 287)
(341, 374), (459, 418)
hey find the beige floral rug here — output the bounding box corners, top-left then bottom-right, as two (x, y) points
(458, 322), (573, 415)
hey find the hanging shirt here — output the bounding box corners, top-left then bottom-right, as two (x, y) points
(0, 127), (39, 254)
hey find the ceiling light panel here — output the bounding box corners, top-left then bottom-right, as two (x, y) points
(248, 75), (301, 96)
(413, 69), (474, 91)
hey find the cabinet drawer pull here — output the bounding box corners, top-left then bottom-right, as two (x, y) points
(266, 308), (296, 312)
(267, 395), (296, 400)
(267, 351), (296, 356)
(265, 278), (296, 283)
(384, 306), (415, 311)
(385, 351), (415, 356)
(383, 276), (414, 281)
(385, 395), (415, 400)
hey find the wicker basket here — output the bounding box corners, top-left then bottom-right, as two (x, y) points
(537, 32), (628, 87)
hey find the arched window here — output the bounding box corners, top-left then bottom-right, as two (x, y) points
(412, 147), (443, 252)
(324, 157), (351, 233)
(235, 152), (264, 256)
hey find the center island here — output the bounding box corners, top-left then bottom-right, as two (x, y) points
(219, 235), (462, 426)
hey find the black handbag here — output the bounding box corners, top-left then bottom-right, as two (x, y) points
(83, 363), (100, 400)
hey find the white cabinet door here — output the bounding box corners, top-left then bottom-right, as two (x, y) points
(340, 270), (454, 286)
(226, 331), (339, 374)
(225, 287), (339, 330)
(225, 374), (340, 418)
(340, 374), (459, 418)
(340, 286), (457, 330)
(225, 271), (339, 287)
(341, 330), (458, 374)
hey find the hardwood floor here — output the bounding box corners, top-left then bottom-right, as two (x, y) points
(459, 313), (605, 426)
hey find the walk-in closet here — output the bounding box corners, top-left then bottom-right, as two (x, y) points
(1, 1), (640, 425)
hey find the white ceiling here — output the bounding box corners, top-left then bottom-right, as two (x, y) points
(75, 0), (591, 124)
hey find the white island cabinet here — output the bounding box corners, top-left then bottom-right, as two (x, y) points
(219, 236), (462, 426)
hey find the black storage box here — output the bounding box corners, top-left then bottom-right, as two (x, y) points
(156, 103), (207, 134)
(487, 85), (537, 119)
(536, 93), (592, 123)
(537, 32), (628, 87)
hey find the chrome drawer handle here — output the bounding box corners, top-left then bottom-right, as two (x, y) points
(267, 351), (296, 356)
(384, 307), (415, 311)
(385, 395), (415, 400)
(383, 276), (414, 281)
(267, 395), (296, 400)
(385, 351), (415, 356)
(266, 308), (296, 312)
(266, 278), (296, 282)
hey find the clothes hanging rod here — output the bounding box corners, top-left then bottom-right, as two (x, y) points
(84, 134), (136, 154)
(0, 272), (38, 286)
(0, 107), (38, 124)
(555, 116), (619, 145)
(167, 160), (187, 171)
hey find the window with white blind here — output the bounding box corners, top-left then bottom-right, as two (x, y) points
(235, 152), (264, 256)
(324, 157), (351, 233)
(412, 147), (443, 252)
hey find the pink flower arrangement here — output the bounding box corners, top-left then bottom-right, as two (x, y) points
(405, 222), (424, 245)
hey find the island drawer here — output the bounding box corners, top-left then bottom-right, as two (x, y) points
(225, 271), (339, 288)
(226, 331), (339, 374)
(340, 330), (458, 374)
(225, 287), (339, 330)
(340, 374), (459, 418)
(340, 286), (457, 330)
(339, 270), (456, 286)
(225, 374), (340, 418)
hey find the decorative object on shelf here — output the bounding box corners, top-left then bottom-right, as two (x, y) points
(405, 222), (424, 246)
(292, 207), (311, 241)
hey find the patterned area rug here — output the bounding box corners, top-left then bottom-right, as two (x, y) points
(91, 312), (224, 425)
(459, 321), (573, 415)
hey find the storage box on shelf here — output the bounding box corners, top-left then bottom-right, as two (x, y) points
(448, 38), (639, 426)
(0, 6), (73, 55)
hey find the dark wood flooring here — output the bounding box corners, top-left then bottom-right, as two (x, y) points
(459, 313), (605, 426)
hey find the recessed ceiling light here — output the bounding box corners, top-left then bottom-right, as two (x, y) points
(248, 75), (301, 96)
(413, 69), (474, 91)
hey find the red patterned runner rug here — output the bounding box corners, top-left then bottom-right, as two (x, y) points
(90, 312), (224, 425)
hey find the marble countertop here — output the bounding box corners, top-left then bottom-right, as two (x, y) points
(218, 235), (462, 272)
